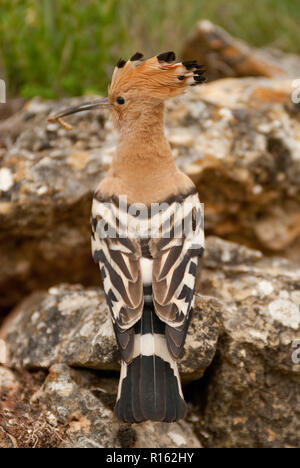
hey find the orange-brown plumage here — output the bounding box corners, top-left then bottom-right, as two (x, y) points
(101, 52), (205, 204)
(109, 52), (204, 102)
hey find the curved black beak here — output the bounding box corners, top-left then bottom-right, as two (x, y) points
(48, 97), (111, 129)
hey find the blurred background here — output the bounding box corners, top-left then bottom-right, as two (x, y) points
(0, 0), (300, 99)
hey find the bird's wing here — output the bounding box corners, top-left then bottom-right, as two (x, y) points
(150, 193), (204, 359)
(91, 195), (144, 363)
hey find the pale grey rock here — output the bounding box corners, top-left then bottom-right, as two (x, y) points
(194, 237), (300, 448)
(0, 96), (108, 313)
(0, 426), (17, 448)
(33, 364), (201, 448)
(3, 283), (221, 382)
(168, 78), (300, 263)
(0, 366), (19, 394)
(1, 237), (300, 447)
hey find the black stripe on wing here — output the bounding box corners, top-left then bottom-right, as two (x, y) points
(113, 322), (135, 363)
(150, 199), (204, 359)
(91, 202), (144, 362)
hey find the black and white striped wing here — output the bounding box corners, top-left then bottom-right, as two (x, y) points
(91, 196), (144, 363)
(150, 194), (204, 359)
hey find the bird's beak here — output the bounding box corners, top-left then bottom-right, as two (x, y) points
(48, 97), (111, 130)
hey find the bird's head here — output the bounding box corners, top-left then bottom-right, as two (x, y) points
(48, 52), (205, 131)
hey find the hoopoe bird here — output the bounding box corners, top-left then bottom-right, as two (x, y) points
(49, 51), (205, 423)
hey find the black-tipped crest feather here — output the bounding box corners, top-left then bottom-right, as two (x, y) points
(130, 52), (144, 61)
(117, 58), (126, 68)
(157, 51), (176, 63)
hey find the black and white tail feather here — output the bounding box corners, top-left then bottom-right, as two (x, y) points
(91, 188), (204, 423)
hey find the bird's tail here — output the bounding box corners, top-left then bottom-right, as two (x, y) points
(114, 305), (187, 423)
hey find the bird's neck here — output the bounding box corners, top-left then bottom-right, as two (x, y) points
(111, 103), (176, 180)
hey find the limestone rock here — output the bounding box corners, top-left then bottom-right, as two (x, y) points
(0, 365), (19, 394)
(168, 78), (300, 262)
(0, 96), (109, 313)
(133, 419), (201, 449)
(1, 236), (300, 447)
(2, 283), (220, 382)
(33, 364), (201, 448)
(0, 426), (17, 448)
(194, 237), (300, 448)
(0, 363), (201, 448)
(182, 19), (300, 81)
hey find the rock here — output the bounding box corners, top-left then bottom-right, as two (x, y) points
(0, 98), (25, 122)
(0, 366), (19, 394)
(193, 237), (300, 448)
(32, 364), (121, 448)
(0, 97), (109, 313)
(2, 286), (119, 371)
(133, 419), (201, 448)
(1, 236), (300, 447)
(0, 365), (64, 448)
(182, 20), (300, 81)
(0, 339), (7, 364)
(0, 426), (17, 448)
(2, 283), (221, 382)
(32, 364), (202, 448)
(1, 74), (300, 314)
(0, 363), (201, 448)
(168, 77), (300, 263)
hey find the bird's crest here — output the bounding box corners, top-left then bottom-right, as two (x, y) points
(48, 51), (205, 129)
(109, 51), (205, 100)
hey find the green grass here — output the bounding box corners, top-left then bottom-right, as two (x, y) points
(0, 0), (299, 99)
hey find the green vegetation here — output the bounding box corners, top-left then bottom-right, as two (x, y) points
(0, 0), (299, 99)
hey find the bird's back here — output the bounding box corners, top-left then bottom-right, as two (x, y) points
(91, 180), (203, 422)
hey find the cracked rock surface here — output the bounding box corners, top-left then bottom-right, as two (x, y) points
(195, 237), (300, 447)
(1, 237), (300, 447)
(0, 362), (201, 448)
(2, 284), (221, 382)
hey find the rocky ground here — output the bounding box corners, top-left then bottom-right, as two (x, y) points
(0, 237), (299, 448)
(0, 22), (300, 448)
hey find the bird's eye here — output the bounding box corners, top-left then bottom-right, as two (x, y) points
(116, 96), (125, 105)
